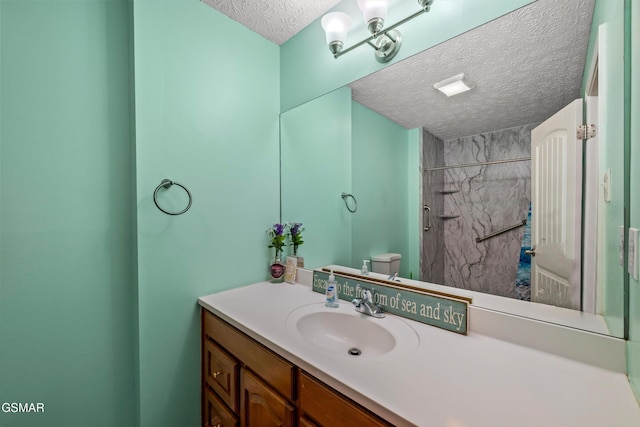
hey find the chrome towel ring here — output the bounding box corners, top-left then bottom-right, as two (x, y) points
(341, 192), (358, 213)
(153, 179), (192, 216)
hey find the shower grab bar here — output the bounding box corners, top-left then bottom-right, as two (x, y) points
(476, 219), (527, 243)
(153, 179), (192, 216)
(423, 204), (431, 232)
(424, 157), (531, 172)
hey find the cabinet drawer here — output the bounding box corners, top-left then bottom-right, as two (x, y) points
(203, 310), (295, 400)
(204, 339), (239, 412)
(299, 372), (392, 427)
(204, 386), (239, 427)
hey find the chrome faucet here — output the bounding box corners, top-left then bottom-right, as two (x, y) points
(352, 288), (385, 318)
(387, 272), (398, 281)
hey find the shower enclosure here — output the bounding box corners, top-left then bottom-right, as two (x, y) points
(421, 124), (535, 301)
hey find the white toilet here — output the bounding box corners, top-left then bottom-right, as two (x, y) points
(370, 253), (401, 276)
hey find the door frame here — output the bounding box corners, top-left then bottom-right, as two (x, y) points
(583, 32), (601, 314)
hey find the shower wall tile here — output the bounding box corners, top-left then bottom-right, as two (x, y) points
(421, 129), (445, 284)
(443, 124), (536, 298)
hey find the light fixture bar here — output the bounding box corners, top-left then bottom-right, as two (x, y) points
(333, 3), (432, 60)
(363, 27), (397, 50)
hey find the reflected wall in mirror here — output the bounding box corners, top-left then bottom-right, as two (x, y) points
(280, 0), (627, 338)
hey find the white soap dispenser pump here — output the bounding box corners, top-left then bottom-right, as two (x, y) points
(361, 259), (370, 275)
(325, 270), (339, 308)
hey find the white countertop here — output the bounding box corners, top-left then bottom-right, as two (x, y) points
(198, 280), (640, 427)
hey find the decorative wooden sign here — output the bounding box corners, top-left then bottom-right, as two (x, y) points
(312, 270), (470, 335)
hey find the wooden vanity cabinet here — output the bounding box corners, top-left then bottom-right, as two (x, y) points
(202, 310), (296, 427)
(204, 339), (239, 412)
(299, 372), (391, 427)
(203, 309), (295, 400)
(298, 417), (319, 427)
(241, 369), (296, 427)
(203, 387), (238, 427)
(201, 309), (394, 427)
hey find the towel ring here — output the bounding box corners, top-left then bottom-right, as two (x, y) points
(153, 179), (192, 216)
(341, 192), (358, 213)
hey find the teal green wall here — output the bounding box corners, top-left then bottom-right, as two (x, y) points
(351, 101), (419, 278)
(628, 0), (640, 402)
(132, 1), (280, 425)
(280, 0), (535, 112)
(0, 1), (136, 426)
(1, 0), (638, 423)
(582, 0), (626, 337)
(281, 95), (420, 277)
(281, 87), (353, 268)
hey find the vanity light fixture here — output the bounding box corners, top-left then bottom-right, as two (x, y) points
(433, 73), (475, 97)
(321, 12), (353, 55)
(321, 0), (434, 63)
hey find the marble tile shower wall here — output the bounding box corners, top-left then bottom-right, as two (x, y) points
(422, 125), (537, 297)
(421, 129), (445, 284)
(443, 124), (536, 298)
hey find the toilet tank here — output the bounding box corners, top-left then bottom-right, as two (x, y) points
(370, 253), (401, 276)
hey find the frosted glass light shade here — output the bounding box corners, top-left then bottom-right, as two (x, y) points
(321, 12), (352, 45)
(357, 0), (390, 23)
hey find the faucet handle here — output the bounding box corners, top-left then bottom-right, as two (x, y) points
(352, 290), (385, 318)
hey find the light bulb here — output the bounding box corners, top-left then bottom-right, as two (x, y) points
(321, 12), (352, 54)
(321, 12), (352, 45)
(357, 0), (390, 24)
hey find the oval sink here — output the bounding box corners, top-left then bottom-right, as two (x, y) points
(285, 302), (419, 359)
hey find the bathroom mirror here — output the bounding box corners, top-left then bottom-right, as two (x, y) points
(280, 0), (627, 338)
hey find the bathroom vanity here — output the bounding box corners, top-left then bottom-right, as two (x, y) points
(198, 271), (640, 427)
(202, 308), (391, 426)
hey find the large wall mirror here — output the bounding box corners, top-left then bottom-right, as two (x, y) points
(280, 0), (627, 338)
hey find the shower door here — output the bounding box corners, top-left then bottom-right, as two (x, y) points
(530, 99), (583, 310)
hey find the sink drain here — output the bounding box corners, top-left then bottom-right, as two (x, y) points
(347, 347), (362, 356)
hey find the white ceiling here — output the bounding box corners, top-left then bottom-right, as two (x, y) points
(349, 0), (595, 140)
(201, 0), (342, 45)
(202, 0), (595, 141)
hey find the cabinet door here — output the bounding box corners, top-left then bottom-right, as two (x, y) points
(299, 372), (391, 427)
(204, 387), (239, 427)
(299, 416), (319, 427)
(240, 369), (295, 427)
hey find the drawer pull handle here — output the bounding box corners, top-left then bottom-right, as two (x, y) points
(212, 371), (222, 378)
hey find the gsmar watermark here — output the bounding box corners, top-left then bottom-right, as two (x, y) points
(1, 402), (45, 413)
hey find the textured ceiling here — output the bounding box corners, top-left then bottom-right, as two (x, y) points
(201, 0), (342, 45)
(349, 0), (595, 140)
(203, 0), (595, 141)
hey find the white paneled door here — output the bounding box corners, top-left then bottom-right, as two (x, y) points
(530, 99), (583, 310)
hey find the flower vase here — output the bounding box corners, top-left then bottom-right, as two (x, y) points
(270, 252), (285, 282)
(293, 247), (304, 268)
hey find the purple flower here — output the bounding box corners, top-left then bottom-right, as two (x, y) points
(290, 223), (301, 235)
(286, 222), (304, 251)
(266, 223), (287, 254)
(273, 223), (285, 236)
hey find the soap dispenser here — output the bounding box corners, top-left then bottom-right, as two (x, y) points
(325, 270), (339, 308)
(361, 259), (370, 275)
